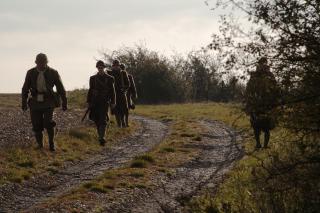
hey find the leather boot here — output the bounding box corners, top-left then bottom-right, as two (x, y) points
(35, 132), (44, 149)
(97, 126), (106, 146)
(264, 130), (270, 148)
(254, 128), (262, 149)
(47, 128), (55, 152)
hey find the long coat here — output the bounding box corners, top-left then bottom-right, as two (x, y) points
(107, 69), (130, 114)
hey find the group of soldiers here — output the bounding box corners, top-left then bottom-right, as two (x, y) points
(22, 53), (137, 151)
(87, 59), (137, 146)
(22, 53), (278, 152)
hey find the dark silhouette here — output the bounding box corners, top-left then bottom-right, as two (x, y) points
(120, 64), (138, 127)
(87, 60), (116, 146)
(21, 53), (67, 151)
(107, 60), (130, 128)
(245, 57), (279, 149)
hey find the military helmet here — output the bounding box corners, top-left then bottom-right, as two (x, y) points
(96, 60), (105, 68)
(120, 63), (126, 70)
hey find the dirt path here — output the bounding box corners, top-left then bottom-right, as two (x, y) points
(24, 119), (243, 213)
(0, 116), (243, 213)
(76, 120), (243, 213)
(0, 116), (168, 212)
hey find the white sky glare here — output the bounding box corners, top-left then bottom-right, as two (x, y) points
(0, 0), (220, 93)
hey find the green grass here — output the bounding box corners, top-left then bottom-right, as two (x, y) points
(0, 93), (20, 108)
(133, 102), (249, 129)
(130, 159), (148, 168)
(0, 122), (137, 185)
(161, 147), (176, 153)
(134, 154), (155, 163)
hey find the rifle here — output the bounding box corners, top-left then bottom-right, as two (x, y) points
(81, 107), (91, 122)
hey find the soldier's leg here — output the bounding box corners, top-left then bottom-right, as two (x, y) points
(125, 111), (129, 128)
(30, 109), (44, 148)
(120, 111), (126, 128)
(253, 127), (262, 149)
(263, 129), (270, 148)
(97, 103), (108, 146)
(115, 111), (122, 128)
(43, 108), (56, 151)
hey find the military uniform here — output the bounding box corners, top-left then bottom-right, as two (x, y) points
(126, 74), (138, 109)
(245, 63), (279, 148)
(87, 71), (116, 145)
(22, 66), (67, 151)
(107, 68), (130, 127)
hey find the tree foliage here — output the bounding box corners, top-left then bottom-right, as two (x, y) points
(99, 45), (244, 104)
(203, 0), (320, 212)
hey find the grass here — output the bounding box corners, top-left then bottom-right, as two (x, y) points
(0, 93), (20, 108)
(133, 102), (249, 129)
(0, 121), (137, 185)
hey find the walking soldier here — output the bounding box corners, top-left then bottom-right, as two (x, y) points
(87, 60), (116, 146)
(120, 64), (138, 127)
(107, 60), (130, 128)
(22, 53), (67, 151)
(245, 57), (280, 149)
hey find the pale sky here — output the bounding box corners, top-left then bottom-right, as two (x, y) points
(0, 0), (221, 93)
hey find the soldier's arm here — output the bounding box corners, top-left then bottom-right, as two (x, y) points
(123, 72), (130, 91)
(130, 75), (138, 99)
(21, 71), (31, 109)
(110, 78), (116, 106)
(54, 71), (67, 107)
(87, 77), (94, 104)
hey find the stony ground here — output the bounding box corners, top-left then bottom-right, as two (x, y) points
(0, 108), (243, 213)
(0, 108), (85, 148)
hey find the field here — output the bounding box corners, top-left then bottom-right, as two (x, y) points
(0, 93), (288, 212)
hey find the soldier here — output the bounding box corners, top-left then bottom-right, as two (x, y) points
(120, 64), (138, 127)
(87, 60), (116, 146)
(107, 60), (130, 128)
(245, 57), (279, 149)
(22, 53), (67, 151)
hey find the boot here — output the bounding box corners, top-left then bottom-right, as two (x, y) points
(254, 128), (262, 149)
(115, 115), (122, 128)
(98, 126), (106, 146)
(47, 128), (55, 152)
(121, 117), (126, 128)
(35, 132), (44, 149)
(263, 130), (270, 149)
(125, 113), (129, 128)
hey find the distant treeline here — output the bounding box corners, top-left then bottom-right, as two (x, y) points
(98, 45), (244, 104)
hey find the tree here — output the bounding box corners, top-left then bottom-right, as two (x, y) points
(204, 0), (320, 212)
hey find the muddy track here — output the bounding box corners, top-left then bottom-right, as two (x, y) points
(0, 116), (168, 212)
(76, 120), (243, 213)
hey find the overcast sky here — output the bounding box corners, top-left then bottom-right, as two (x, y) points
(0, 0), (221, 93)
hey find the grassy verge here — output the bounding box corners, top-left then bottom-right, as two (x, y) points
(0, 119), (138, 185)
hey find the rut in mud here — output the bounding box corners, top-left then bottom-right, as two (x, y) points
(0, 116), (168, 212)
